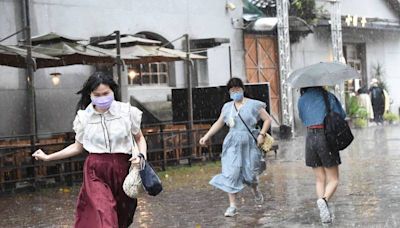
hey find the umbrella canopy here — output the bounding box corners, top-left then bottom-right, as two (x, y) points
(30, 32), (85, 45)
(97, 35), (161, 46)
(120, 45), (207, 64)
(287, 62), (361, 88)
(0, 44), (59, 68)
(21, 33), (138, 68)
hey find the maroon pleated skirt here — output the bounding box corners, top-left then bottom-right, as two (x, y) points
(74, 153), (137, 228)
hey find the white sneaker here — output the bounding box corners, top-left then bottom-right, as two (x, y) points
(224, 206), (238, 217)
(317, 198), (332, 223)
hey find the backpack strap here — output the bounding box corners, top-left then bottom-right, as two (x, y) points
(321, 90), (331, 114)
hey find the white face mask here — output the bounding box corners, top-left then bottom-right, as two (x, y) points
(90, 91), (114, 110)
(230, 91), (244, 101)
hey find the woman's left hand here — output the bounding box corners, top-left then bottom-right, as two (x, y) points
(129, 155), (142, 165)
(257, 134), (265, 146)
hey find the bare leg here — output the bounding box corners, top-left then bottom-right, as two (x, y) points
(323, 166), (339, 201)
(313, 167), (326, 199)
(228, 193), (237, 207)
(251, 183), (258, 193)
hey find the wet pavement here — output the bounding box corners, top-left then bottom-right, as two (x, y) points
(0, 125), (399, 227)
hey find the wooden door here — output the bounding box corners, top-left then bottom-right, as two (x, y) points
(244, 34), (281, 124)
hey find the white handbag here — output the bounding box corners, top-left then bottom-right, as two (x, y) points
(123, 163), (142, 198)
(123, 117), (143, 199)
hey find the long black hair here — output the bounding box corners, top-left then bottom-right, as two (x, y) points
(300, 86), (324, 96)
(76, 71), (120, 111)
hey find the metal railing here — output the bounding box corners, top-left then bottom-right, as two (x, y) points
(0, 120), (224, 193)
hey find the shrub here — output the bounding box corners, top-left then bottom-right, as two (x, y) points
(354, 118), (368, 128)
(347, 96), (360, 118)
(356, 107), (368, 119)
(383, 112), (399, 122)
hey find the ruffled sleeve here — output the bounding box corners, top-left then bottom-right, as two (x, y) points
(130, 106), (143, 135)
(72, 114), (84, 143)
(221, 102), (232, 123)
(254, 100), (267, 112)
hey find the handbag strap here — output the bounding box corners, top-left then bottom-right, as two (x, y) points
(233, 103), (258, 144)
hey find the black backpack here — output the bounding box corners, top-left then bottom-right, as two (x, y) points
(322, 91), (354, 151)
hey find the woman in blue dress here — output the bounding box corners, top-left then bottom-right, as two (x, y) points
(199, 78), (272, 217)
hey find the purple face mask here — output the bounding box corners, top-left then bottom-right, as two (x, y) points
(91, 92), (114, 110)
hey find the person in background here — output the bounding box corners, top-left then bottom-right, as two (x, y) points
(298, 86), (346, 224)
(369, 78), (385, 124)
(383, 89), (390, 114)
(199, 77), (272, 217)
(32, 72), (146, 228)
(356, 87), (374, 122)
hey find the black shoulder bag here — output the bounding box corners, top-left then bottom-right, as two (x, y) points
(138, 154), (163, 196)
(322, 91), (354, 151)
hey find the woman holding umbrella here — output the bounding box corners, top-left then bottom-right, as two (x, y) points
(298, 86), (346, 224)
(289, 62), (357, 224)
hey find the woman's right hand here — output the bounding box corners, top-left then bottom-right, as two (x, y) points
(32, 149), (49, 161)
(199, 136), (209, 146)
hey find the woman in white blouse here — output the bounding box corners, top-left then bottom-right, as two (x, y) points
(32, 72), (147, 228)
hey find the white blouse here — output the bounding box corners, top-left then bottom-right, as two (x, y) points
(73, 101), (142, 154)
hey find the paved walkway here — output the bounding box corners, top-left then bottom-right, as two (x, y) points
(0, 125), (399, 227)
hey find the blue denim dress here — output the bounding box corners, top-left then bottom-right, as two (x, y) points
(209, 99), (266, 193)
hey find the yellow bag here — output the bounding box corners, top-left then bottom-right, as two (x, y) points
(259, 133), (274, 152)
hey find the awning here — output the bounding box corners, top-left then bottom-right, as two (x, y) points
(0, 44), (59, 68)
(190, 38), (230, 49)
(242, 16), (313, 34)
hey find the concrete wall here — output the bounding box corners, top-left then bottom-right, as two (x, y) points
(291, 26), (400, 133)
(290, 0), (400, 133)
(0, 0), (246, 136)
(364, 31), (400, 114)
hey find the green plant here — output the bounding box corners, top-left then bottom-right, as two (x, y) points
(347, 96), (360, 117)
(383, 112), (399, 122)
(355, 107), (368, 119)
(371, 62), (388, 91)
(347, 96), (368, 128)
(354, 118), (367, 128)
(291, 0), (317, 24)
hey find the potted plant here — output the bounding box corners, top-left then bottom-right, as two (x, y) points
(346, 95), (369, 128)
(383, 112), (399, 124)
(353, 108), (368, 128)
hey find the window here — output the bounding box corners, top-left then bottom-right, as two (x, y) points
(343, 43), (366, 93)
(128, 62), (169, 85)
